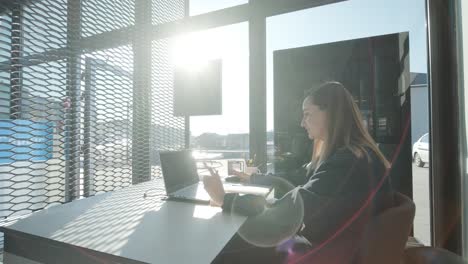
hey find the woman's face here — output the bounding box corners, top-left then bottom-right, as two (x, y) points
(301, 97), (328, 140)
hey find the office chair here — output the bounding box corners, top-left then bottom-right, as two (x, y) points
(357, 192), (416, 264)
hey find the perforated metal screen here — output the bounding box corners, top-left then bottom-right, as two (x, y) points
(81, 46), (134, 195)
(1, 0), (68, 219)
(152, 0), (185, 25)
(0, 0), (186, 247)
(0, 14), (10, 119)
(151, 38), (186, 178)
(82, 0), (134, 37)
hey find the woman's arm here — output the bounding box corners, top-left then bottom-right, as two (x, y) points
(219, 163), (311, 214)
(221, 150), (356, 216)
(249, 164), (308, 187)
(219, 149), (390, 243)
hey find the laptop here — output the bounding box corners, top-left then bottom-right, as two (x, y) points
(159, 150), (271, 205)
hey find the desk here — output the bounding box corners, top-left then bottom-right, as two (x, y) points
(1, 179), (247, 264)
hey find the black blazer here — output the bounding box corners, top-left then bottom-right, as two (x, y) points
(222, 147), (393, 246)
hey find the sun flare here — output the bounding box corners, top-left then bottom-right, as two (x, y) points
(171, 33), (221, 71)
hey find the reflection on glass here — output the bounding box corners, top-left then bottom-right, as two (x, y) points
(266, 0), (430, 244)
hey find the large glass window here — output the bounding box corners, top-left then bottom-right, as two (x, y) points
(189, 0), (248, 16)
(266, 0), (430, 244)
(170, 22), (249, 174)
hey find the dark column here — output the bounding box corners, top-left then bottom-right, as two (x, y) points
(83, 58), (96, 197)
(426, 0), (463, 254)
(249, 1), (267, 171)
(132, 0), (152, 184)
(184, 0), (190, 149)
(65, 0), (82, 201)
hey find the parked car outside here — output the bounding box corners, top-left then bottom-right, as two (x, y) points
(412, 133), (429, 167)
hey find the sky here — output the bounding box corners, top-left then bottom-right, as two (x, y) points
(176, 0), (428, 136)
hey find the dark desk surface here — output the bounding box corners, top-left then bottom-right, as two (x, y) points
(1, 179), (247, 264)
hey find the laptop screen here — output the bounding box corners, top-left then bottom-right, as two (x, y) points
(159, 150), (200, 194)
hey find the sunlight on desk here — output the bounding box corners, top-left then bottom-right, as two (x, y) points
(2, 180), (248, 264)
(193, 205), (222, 219)
(48, 185), (161, 254)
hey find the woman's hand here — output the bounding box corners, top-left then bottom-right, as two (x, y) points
(203, 164), (225, 207)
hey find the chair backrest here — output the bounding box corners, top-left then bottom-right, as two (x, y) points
(403, 247), (467, 264)
(289, 192), (415, 264)
(357, 192), (416, 264)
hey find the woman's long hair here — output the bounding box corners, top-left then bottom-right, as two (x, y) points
(305, 82), (390, 169)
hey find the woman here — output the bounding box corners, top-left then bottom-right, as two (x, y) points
(205, 82), (393, 263)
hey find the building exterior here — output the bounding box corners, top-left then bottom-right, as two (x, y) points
(410, 72), (429, 145)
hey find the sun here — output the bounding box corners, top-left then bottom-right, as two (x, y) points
(170, 32), (221, 71)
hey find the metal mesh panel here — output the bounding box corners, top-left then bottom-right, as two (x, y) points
(0, 10), (13, 250)
(81, 46), (133, 195)
(5, 59), (68, 211)
(81, 0), (134, 37)
(0, 14), (11, 119)
(80, 0), (138, 193)
(0, 1), (69, 224)
(151, 38), (185, 178)
(152, 0), (185, 25)
(22, 0), (67, 55)
(0, 0), (186, 248)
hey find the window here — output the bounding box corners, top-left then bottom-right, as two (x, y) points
(266, 0), (430, 245)
(169, 22), (249, 172)
(189, 0), (248, 16)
